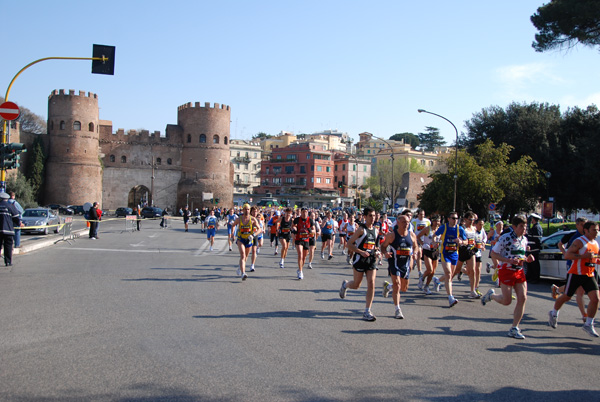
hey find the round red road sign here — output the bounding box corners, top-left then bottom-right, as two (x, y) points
(0, 102), (20, 121)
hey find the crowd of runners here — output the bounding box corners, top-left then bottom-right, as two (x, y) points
(192, 204), (600, 341)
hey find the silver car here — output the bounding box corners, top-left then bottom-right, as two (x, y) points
(529, 230), (600, 280)
(21, 208), (61, 235)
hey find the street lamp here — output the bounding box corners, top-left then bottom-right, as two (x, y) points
(371, 135), (395, 208)
(418, 109), (459, 211)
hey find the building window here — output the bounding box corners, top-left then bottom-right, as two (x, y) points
(316, 177), (322, 183)
(121, 156), (127, 163)
(326, 166), (331, 172)
(300, 166), (306, 173)
(213, 135), (219, 144)
(156, 158), (162, 165)
(200, 134), (206, 143)
(335, 165), (338, 171)
(266, 167), (270, 175)
(89, 122), (94, 132)
(276, 155), (282, 160)
(326, 178), (331, 184)
(187, 134), (192, 143)
(364, 165), (367, 172)
(353, 164), (356, 171)
(306, 154), (310, 159)
(421, 160), (425, 165)
(167, 158), (172, 165)
(285, 166), (294, 174)
(317, 166), (322, 172)
(342, 165), (346, 171)
(286, 177), (294, 184)
(109, 155), (115, 162)
(254, 152), (257, 158)
(60, 121), (65, 130)
(224, 136), (228, 145)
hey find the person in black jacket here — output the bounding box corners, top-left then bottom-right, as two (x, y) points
(0, 192), (21, 266)
(526, 213), (543, 282)
(88, 202), (100, 239)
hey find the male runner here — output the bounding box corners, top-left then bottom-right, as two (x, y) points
(432, 212), (466, 307)
(292, 208), (315, 279)
(481, 215), (535, 339)
(321, 210), (336, 260)
(232, 204), (261, 280)
(277, 208), (294, 268)
(204, 209), (219, 251)
(339, 207), (381, 321)
(226, 209), (238, 251)
(411, 209), (431, 278)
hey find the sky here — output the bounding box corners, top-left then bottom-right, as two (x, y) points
(3, 1), (599, 145)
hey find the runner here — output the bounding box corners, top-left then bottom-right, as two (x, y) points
(226, 208), (238, 251)
(339, 207), (381, 321)
(432, 212), (466, 307)
(548, 221), (599, 337)
(375, 212), (391, 266)
(417, 215), (441, 295)
(380, 214), (418, 319)
(486, 220), (504, 282)
(277, 208), (294, 268)
(321, 210), (336, 260)
(338, 212), (349, 253)
(481, 215), (535, 339)
(233, 204), (261, 280)
(411, 209), (431, 279)
(267, 210), (280, 255)
(248, 206), (262, 272)
(307, 211), (320, 269)
(455, 212), (479, 299)
(204, 209), (219, 251)
(343, 214), (358, 265)
(292, 208), (315, 279)
(473, 217), (487, 297)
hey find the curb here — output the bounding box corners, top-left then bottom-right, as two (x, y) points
(13, 228), (90, 255)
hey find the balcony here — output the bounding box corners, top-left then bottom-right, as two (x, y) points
(233, 156), (251, 163)
(234, 180), (251, 187)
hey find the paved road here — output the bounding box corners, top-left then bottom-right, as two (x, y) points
(1, 222), (599, 401)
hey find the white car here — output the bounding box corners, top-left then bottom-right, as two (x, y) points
(529, 230), (600, 280)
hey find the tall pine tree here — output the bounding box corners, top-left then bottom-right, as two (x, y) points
(418, 126), (446, 151)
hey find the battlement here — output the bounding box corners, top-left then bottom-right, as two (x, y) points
(99, 127), (182, 145)
(49, 89), (97, 99)
(178, 102), (230, 112)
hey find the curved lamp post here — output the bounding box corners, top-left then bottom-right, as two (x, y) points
(418, 109), (459, 211)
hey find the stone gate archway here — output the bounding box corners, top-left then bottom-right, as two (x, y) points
(128, 185), (151, 208)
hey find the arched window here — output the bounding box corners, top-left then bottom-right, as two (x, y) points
(187, 134), (191, 143)
(73, 121), (81, 131)
(213, 135), (219, 144)
(110, 155), (115, 162)
(121, 156), (127, 163)
(167, 158), (172, 165)
(224, 136), (228, 145)
(199, 134), (206, 143)
(89, 122), (94, 132)
(60, 121), (65, 130)
(156, 158), (161, 165)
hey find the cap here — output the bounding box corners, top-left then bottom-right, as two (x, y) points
(275, 211), (281, 216)
(530, 213), (541, 220)
(0, 192), (9, 199)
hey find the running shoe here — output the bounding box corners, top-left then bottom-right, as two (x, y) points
(257, 248), (260, 254)
(279, 260), (284, 269)
(236, 268), (241, 277)
(274, 249), (278, 255)
(321, 252), (325, 260)
(417, 276), (424, 291)
(468, 291), (480, 299)
(492, 269), (499, 282)
(551, 284), (560, 300)
(383, 281), (391, 298)
(481, 289), (495, 306)
(342, 249), (347, 255)
(242, 273), (248, 281)
(433, 276), (442, 292)
(249, 264), (255, 272)
(378, 260), (383, 266)
(424, 285), (432, 295)
(209, 246), (213, 251)
(395, 308), (404, 319)
(548, 311), (558, 328)
(582, 323), (599, 337)
(308, 263), (313, 269)
(507, 327), (525, 339)
(582, 314), (588, 324)
(229, 246), (232, 251)
(328, 254), (333, 260)
(339, 280), (348, 299)
(448, 296), (458, 307)
(346, 254), (351, 264)
(457, 272), (463, 281)
(297, 270), (304, 280)
(486, 262), (492, 274)
(475, 289), (483, 297)
(363, 310), (376, 321)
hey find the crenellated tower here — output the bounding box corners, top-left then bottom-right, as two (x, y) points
(176, 102), (233, 208)
(45, 89), (102, 205)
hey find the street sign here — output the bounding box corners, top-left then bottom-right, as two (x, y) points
(0, 102), (20, 121)
(488, 203), (496, 211)
(394, 203), (400, 209)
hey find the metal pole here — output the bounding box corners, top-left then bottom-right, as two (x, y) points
(417, 109), (459, 211)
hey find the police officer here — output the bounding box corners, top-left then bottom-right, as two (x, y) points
(0, 191), (21, 266)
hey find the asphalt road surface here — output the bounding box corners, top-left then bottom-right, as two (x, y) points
(1, 221), (599, 401)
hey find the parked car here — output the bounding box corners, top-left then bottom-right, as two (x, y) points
(68, 205), (85, 215)
(115, 207), (133, 217)
(45, 204), (74, 215)
(525, 230), (600, 280)
(141, 207), (163, 218)
(21, 208), (61, 235)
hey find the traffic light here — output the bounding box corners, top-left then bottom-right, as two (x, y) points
(338, 181), (343, 189)
(92, 44), (116, 75)
(0, 143), (26, 170)
(215, 198), (220, 204)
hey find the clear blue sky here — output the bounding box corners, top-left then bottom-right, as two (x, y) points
(3, 1), (599, 144)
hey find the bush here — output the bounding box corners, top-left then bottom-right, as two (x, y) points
(6, 174), (38, 209)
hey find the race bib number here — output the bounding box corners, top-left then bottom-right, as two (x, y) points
(445, 243), (457, 252)
(363, 241), (375, 250)
(468, 239), (475, 246)
(396, 247), (411, 256)
(281, 227), (290, 233)
(208, 225), (215, 229)
(476, 241), (484, 249)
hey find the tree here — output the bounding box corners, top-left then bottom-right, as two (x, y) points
(0, 96), (46, 134)
(417, 126), (446, 151)
(373, 157), (426, 203)
(389, 132), (419, 149)
(531, 0), (600, 52)
(6, 174), (37, 209)
(26, 135), (46, 202)
(252, 132), (272, 140)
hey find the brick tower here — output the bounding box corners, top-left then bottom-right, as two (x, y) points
(45, 89), (102, 206)
(176, 102), (232, 209)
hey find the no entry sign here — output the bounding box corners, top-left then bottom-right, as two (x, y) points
(0, 102), (20, 121)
